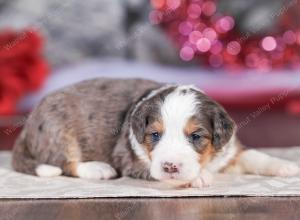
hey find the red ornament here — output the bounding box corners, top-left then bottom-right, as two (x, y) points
(0, 29), (49, 115)
(150, 0), (300, 71)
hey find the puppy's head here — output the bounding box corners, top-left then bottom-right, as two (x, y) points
(130, 85), (235, 183)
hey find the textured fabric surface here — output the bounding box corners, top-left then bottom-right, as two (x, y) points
(1, 147), (300, 198)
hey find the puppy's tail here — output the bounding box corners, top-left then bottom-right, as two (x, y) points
(12, 129), (37, 175)
(12, 129), (62, 177)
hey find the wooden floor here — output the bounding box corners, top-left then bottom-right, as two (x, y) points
(1, 197), (300, 220)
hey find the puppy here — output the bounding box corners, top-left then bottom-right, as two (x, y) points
(12, 78), (300, 187)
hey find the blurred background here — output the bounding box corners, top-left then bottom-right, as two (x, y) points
(0, 0), (300, 150)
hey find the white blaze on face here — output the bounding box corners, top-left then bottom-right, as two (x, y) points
(150, 87), (201, 182)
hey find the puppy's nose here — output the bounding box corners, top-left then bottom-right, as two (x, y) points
(162, 162), (179, 174)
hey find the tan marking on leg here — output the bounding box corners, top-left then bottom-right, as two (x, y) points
(64, 131), (82, 161)
(63, 161), (79, 176)
(62, 131), (82, 177)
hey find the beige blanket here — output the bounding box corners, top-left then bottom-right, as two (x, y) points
(1, 148), (300, 198)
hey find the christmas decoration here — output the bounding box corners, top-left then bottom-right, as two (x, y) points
(0, 29), (49, 115)
(150, 0), (300, 71)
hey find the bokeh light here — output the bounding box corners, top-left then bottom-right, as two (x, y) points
(196, 37), (211, 52)
(283, 30), (296, 45)
(261, 36), (277, 51)
(150, 0), (165, 9)
(166, 0), (181, 10)
(227, 41), (241, 55)
(150, 0), (300, 70)
(180, 46), (195, 61)
(203, 28), (217, 42)
(189, 31), (202, 44)
(179, 21), (193, 36)
(187, 3), (202, 19)
(216, 16), (235, 33)
(210, 40), (223, 54)
(202, 1), (216, 16)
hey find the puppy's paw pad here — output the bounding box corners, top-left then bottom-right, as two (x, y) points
(77, 161), (117, 180)
(276, 163), (300, 177)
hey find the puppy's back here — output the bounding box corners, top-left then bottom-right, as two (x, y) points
(12, 78), (162, 175)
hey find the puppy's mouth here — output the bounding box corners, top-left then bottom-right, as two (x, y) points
(158, 174), (192, 186)
(162, 173), (179, 180)
(152, 171), (196, 185)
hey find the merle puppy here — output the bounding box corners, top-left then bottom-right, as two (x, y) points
(12, 78), (300, 187)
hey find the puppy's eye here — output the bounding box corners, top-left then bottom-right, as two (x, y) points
(151, 132), (161, 142)
(190, 133), (201, 142)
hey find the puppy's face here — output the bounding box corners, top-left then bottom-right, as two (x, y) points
(130, 86), (235, 183)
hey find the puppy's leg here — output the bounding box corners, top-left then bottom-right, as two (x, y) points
(36, 164), (63, 177)
(59, 132), (117, 180)
(229, 149), (300, 177)
(190, 169), (213, 188)
(63, 161), (117, 180)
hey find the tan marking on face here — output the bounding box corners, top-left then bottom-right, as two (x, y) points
(199, 143), (216, 166)
(184, 117), (216, 167)
(184, 117), (211, 140)
(148, 120), (165, 134)
(184, 117), (200, 136)
(142, 120), (164, 159)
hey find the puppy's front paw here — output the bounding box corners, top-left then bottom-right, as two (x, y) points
(190, 169), (213, 188)
(272, 161), (300, 177)
(77, 161), (117, 180)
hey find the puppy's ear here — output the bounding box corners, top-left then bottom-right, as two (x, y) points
(210, 102), (235, 149)
(130, 104), (149, 143)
